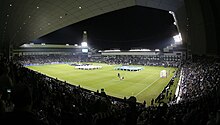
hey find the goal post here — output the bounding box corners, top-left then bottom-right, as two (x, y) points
(160, 70), (167, 78)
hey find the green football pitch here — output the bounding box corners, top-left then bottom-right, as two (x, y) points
(26, 63), (176, 105)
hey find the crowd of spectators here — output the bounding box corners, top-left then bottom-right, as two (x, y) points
(100, 55), (179, 67)
(137, 56), (220, 125)
(16, 55), (88, 66)
(1, 57), (144, 125)
(15, 55), (180, 67)
(0, 55), (220, 125)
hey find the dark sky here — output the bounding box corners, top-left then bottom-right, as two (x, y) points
(33, 6), (178, 50)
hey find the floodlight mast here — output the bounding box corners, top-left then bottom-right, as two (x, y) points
(169, 11), (182, 43)
(81, 42), (88, 47)
(173, 33), (182, 44)
(81, 31), (88, 47)
(83, 31), (87, 42)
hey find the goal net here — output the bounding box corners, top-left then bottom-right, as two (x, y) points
(160, 70), (167, 78)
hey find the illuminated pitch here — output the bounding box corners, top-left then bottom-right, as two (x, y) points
(26, 63), (177, 105)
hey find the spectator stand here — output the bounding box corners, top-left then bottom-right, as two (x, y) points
(115, 66), (143, 71)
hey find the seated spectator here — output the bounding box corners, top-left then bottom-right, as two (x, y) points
(0, 65), (13, 94)
(125, 96), (138, 125)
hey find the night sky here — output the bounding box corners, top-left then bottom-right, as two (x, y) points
(33, 6), (178, 50)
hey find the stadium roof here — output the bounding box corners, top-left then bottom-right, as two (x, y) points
(0, 0), (184, 48)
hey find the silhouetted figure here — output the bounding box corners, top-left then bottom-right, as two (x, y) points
(143, 100), (146, 107)
(0, 65), (13, 100)
(125, 96), (138, 125)
(118, 73), (120, 78)
(151, 98), (154, 105)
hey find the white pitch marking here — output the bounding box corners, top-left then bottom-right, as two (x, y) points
(135, 77), (161, 97)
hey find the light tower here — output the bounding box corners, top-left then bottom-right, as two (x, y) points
(81, 31), (88, 47)
(81, 31), (89, 54)
(83, 31), (87, 42)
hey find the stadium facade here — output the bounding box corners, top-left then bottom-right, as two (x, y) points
(13, 43), (90, 56)
(14, 43), (184, 62)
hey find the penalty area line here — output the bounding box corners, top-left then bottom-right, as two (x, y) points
(135, 77), (161, 97)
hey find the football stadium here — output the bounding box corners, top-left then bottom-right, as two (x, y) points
(26, 63), (177, 104)
(0, 0), (220, 125)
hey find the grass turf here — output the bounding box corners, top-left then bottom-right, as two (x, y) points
(26, 63), (176, 105)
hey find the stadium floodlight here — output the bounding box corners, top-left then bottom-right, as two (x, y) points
(81, 42), (87, 47)
(155, 49), (160, 52)
(173, 22), (176, 25)
(20, 44), (30, 47)
(74, 44), (78, 46)
(66, 44), (69, 46)
(173, 33), (182, 43)
(29, 43), (34, 46)
(104, 49), (121, 52)
(129, 49), (151, 52)
(98, 50), (102, 52)
(41, 43), (46, 45)
(169, 11), (173, 14)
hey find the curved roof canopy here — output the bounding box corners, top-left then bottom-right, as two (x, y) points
(0, 0), (184, 48)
